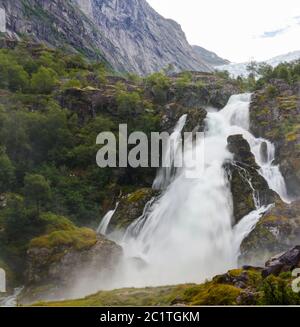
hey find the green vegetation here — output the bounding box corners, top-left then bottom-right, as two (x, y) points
(0, 42), (196, 287)
(260, 274), (300, 305)
(31, 66), (58, 94)
(144, 72), (171, 104)
(33, 268), (300, 306)
(220, 59), (300, 92)
(24, 174), (51, 214)
(116, 89), (142, 115)
(2, 41), (298, 303)
(30, 227), (96, 250)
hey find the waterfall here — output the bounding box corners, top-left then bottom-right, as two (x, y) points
(0, 287), (23, 307)
(249, 139), (289, 202)
(95, 93), (289, 290)
(97, 203), (118, 235)
(152, 114), (187, 190)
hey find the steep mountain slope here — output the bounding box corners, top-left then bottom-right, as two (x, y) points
(193, 45), (229, 67)
(72, 0), (213, 74)
(0, 0), (213, 74)
(0, 0), (118, 67)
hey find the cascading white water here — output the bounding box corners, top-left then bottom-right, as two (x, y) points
(152, 114), (187, 190)
(220, 95), (289, 202)
(97, 203), (119, 235)
(250, 139), (290, 203)
(0, 287), (23, 307)
(93, 93), (289, 291)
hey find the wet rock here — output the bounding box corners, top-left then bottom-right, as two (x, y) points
(171, 72), (242, 109)
(26, 236), (122, 287)
(250, 81), (300, 198)
(160, 103), (207, 133)
(262, 245), (300, 278)
(227, 135), (259, 169)
(226, 135), (277, 224)
(108, 188), (158, 233)
(240, 200), (300, 265)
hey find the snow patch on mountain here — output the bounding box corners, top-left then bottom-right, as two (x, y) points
(217, 51), (300, 77)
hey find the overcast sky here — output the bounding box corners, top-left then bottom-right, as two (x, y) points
(147, 0), (300, 63)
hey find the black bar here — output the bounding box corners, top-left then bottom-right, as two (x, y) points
(0, 307), (299, 326)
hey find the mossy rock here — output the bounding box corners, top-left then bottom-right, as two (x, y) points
(250, 83), (300, 197)
(240, 200), (300, 265)
(29, 227), (97, 251)
(108, 188), (158, 233)
(23, 233), (122, 304)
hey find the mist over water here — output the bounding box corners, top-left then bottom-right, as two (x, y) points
(86, 93), (288, 293)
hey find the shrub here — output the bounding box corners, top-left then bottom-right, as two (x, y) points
(116, 90), (142, 115)
(0, 148), (15, 193)
(31, 66), (58, 94)
(24, 174), (51, 214)
(266, 84), (278, 98)
(145, 72), (171, 104)
(260, 275), (300, 305)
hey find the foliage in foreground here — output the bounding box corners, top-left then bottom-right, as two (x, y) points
(33, 269), (300, 306)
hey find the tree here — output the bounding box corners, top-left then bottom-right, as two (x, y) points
(116, 90), (142, 115)
(0, 148), (15, 194)
(145, 72), (171, 104)
(246, 61), (259, 79)
(257, 63), (273, 80)
(274, 64), (291, 82)
(24, 174), (51, 215)
(0, 52), (30, 92)
(31, 66), (58, 94)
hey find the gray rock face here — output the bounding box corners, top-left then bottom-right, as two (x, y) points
(26, 235), (123, 285)
(226, 135), (278, 225)
(21, 234), (123, 304)
(240, 200), (300, 266)
(262, 245), (300, 278)
(193, 45), (229, 67)
(250, 80), (300, 198)
(79, 0), (213, 74)
(0, 0), (213, 74)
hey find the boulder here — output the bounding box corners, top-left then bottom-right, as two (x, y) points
(262, 245), (300, 278)
(21, 232), (122, 304)
(227, 135), (259, 169)
(226, 135), (277, 224)
(26, 234), (122, 285)
(240, 200), (300, 265)
(160, 103), (207, 133)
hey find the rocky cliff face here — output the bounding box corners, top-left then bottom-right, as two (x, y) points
(240, 199), (300, 266)
(77, 0), (212, 74)
(250, 80), (300, 198)
(21, 234), (122, 304)
(0, 0), (214, 74)
(226, 135), (278, 224)
(193, 45), (229, 67)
